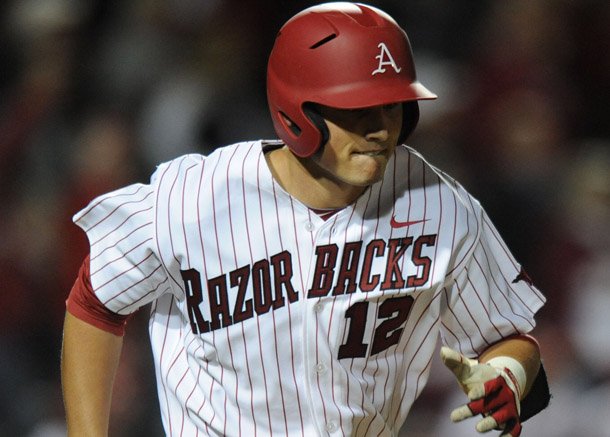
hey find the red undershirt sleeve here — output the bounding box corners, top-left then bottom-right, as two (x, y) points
(66, 254), (133, 336)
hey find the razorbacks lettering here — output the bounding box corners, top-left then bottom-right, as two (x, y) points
(181, 250), (297, 334)
(308, 234), (438, 297)
(181, 234), (437, 335)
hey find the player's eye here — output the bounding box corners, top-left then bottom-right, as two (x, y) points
(382, 103), (401, 111)
(347, 108), (368, 116)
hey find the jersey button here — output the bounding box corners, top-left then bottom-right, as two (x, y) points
(325, 421), (338, 432)
(313, 302), (322, 313)
(305, 221), (314, 232)
(315, 362), (327, 374)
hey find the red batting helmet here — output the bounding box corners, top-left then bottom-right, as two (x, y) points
(267, 2), (437, 157)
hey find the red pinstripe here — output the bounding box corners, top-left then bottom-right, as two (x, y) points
(155, 162), (182, 289)
(234, 146), (259, 436)
(158, 295), (177, 436)
(339, 204), (360, 427)
(271, 170), (305, 436)
(224, 146), (249, 437)
(258, 153), (290, 436)
(348, 188), (373, 434)
(195, 159), (212, 435)
(181, 163), (199, 267)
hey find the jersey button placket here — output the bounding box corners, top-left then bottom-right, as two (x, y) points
(302, 215), (339, 436)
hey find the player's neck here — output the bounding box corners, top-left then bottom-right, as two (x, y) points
(265, 147), (366, 209)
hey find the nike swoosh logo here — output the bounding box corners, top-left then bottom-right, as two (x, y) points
(390, 216), (429, 228)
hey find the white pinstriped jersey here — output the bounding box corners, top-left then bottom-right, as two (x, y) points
(73, 141), (546, 436)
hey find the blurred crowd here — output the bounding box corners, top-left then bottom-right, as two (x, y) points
(0, 0), (608, 436)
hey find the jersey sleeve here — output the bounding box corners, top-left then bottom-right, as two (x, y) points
(439, 207), (547, 357)
(66, 254), (133, 336)
(72, 173), (172, 315)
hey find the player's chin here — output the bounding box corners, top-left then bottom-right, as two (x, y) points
(349, 157), (387, 187)
(350, 153), (389, 181)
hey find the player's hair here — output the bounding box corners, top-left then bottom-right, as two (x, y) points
(267, 2), (437, 157)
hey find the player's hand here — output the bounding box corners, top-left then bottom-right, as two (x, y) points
(440, 346), (522, 437)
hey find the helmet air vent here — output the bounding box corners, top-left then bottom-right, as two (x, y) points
(309, 33), (337, 49)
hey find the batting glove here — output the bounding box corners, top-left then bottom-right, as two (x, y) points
(440, 346), (527, 437)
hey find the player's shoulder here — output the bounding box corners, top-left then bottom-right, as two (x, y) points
(395, 144), (483, 214)
(395, 144), (449, 177)
(151, 140), (265, 183)
(394, 144), (441, 176)
(151, 152), (204, 182)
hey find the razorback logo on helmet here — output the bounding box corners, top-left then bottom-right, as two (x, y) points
(372, 42), (402, 75)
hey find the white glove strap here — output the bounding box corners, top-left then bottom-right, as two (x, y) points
(486, 356), (527, 400)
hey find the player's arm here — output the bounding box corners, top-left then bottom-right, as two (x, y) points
(477, 335), (540, 398)
(61, 255), (132, 436)
(61, 311), (123, 436)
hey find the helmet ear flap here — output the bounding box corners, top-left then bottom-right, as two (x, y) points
(303, 104), (329, 152)
(399, 101), (420, 144)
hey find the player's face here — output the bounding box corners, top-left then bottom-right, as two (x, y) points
(307, 103), (403, 188)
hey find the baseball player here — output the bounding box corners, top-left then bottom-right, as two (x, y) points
(61, 3), (550, 436)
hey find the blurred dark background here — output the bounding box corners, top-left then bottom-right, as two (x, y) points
(1, 1), (608, 436)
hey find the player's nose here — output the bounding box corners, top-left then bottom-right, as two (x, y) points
(364, 109), (390, 142)
(365, 128), (389, 143)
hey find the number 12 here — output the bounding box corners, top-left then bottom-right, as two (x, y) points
(338, 295), (414, 359)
